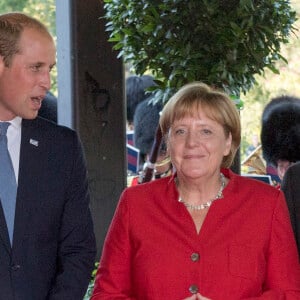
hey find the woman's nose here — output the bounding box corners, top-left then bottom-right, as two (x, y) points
(185, 130), (200, 147)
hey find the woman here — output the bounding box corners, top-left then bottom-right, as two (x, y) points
(92, 82), (300, 299)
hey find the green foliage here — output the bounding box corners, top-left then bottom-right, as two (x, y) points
(240, 82), (271, 160)
(1, 0), (56, 36)
(23, 0), (56, 36)
(104, 0), (297, 101)
(83, 262), (99, 300)
(240, 0), (300, 161)
(0, 0), (27, 13)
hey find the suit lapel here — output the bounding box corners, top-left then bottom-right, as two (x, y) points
(0, 202), (11, 255)
(13, 119), (44, 248)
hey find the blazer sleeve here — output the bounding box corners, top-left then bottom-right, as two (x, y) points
(91, 189), (136, 300)
(47, 131), (96, 300)
(247, 191), (300, 299)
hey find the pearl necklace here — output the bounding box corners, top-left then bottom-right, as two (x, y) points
(177, 173), (226, 210)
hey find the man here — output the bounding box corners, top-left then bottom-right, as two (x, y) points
(281, 162), (300, 258)
(261, 95), (300, 185)
(0, 12), (96, 299)
(125, 74), (156, 130)
(133, 97), (172, 182)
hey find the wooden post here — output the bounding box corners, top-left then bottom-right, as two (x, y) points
(57, 0), (126, 259)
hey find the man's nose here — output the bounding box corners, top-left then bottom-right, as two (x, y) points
(39, 71), (51, 91)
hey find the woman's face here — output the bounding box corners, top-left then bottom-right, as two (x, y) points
(168, 109), (232, 180)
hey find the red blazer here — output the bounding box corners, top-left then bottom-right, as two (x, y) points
(92, 169), (300, 300)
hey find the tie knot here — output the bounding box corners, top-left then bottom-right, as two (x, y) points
(0, 122), (10, 136)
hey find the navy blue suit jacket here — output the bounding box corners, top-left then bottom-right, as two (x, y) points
(0, 117), (96, 300)
(281, 162), (300, 258)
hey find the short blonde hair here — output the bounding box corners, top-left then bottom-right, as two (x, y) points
(160, 82), (241, 168)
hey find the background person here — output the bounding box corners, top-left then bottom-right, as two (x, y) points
(133, 97), (172, 180)
(261, 95), (300, 184)
(0, 12), (96, 299)
(91, 82), (300, 299)
(126, 74), (156, 130)
(245, 133), (260, 156)
(281, 161), (300, 258)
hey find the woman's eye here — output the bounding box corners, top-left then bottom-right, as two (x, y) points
(175, 129), (185, 135)
(201, 129), (212, 135)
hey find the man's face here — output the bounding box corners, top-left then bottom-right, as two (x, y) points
(0, 28), (56, 121)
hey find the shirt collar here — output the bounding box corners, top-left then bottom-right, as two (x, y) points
(8, 116), (22, 130)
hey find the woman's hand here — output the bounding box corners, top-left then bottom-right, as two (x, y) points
(196, 293), (211, 300)
(182, 295), (198, 300)
(182, 293), (211, 300)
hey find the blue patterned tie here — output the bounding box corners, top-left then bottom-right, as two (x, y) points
(0, 122), (17, 244)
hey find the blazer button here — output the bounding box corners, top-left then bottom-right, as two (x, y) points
(11, 264), (21, 271)
(189, 284), (199, 294)
(191, 252), (200, 262)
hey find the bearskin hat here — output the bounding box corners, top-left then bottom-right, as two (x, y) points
(126, 75), (156, 123)
(133, 97), (163, 157)
(261, 95), (300, 166)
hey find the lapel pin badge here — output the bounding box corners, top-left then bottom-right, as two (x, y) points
(29, 139), (39, 147)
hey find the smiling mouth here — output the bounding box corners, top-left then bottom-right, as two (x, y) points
(184, 155), (203, 159)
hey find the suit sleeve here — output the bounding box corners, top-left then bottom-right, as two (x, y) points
(243, 191), (300, 299)
(91, 189), (136, 300)
(47, 132), (96, 300)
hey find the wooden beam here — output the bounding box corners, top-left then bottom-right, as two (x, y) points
(57, 0), (126, 259)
